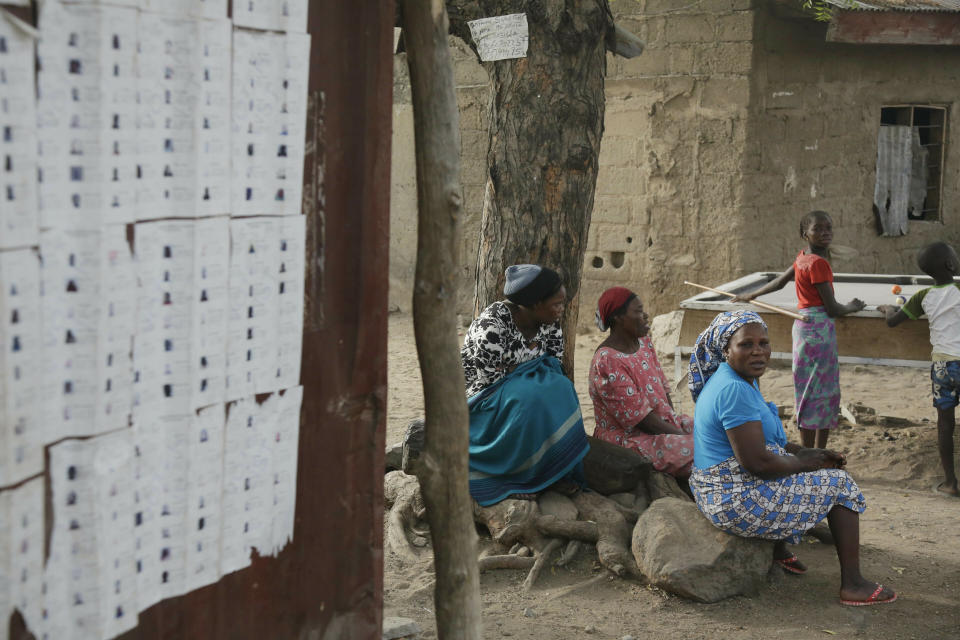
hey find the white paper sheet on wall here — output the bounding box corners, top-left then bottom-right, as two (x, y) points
(270, 385), (301, 554)
(144, 0), (226, 19)
(6, 477), (45, 635)
(36, 1), (140, 229)
(0, 249), (45, 487)
(136, 13), (231, 219)
(274, 216), (305, 391)
(40, 226), (135, 444)
(40, 229), (101, 441)
(191, 217), (230, 409)
(93, 431), (138, 639)
(220, 396), (270, 576)
(96, 227), (136, 429)
(61, 0), (145, 7)
(467, 13), (529, 62)
(231, 30), (310, 216)
(45, 437), (100, 640)
(183, 403), (224, 593)
(231, 0), (308, 33)
(220, 388), (301, 570)
(46, 430), (138, 640)
(0, 12), (40, 249)
(225, 217), (279, 401)
(133, 218), (229, 419)
(225, 217), (305, 401)
(133, 220), (195, 419)
(132, 415), (189, 611)
(0, 490), (10, 634)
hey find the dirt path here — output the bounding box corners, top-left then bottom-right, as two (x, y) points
(384, 312), (960, 639)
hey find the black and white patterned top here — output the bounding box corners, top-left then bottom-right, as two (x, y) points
(461, 301), (564, 397)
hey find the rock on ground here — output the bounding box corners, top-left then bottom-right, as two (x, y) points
(649, 310), (684, 363)
(631, 498), (773, 603)
(382, 616), (421, 640)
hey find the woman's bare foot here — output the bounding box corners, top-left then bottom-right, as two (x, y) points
(934, 481), (959, 497)
(839, 580), (897, 606)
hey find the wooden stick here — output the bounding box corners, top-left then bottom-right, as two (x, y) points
(684, 281), (808, 321)
(404, 1), (481, 637)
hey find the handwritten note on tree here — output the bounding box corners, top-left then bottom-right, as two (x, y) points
(467, 13), (528, 62)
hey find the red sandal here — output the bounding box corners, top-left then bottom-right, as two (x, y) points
(840, 584), (898, 607)
(775, 553), (807, 575)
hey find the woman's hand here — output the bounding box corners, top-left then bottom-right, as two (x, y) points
(637, 411), (685, 436)
(794, 448), (845, 471)
(731, 292), (755, 303)
(822, 448), (847, 469)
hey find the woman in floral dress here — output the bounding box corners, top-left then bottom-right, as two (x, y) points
(588, 287), (694, 479)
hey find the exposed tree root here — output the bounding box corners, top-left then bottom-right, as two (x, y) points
(571, 491), (640, 578)
(556, 540), (582, 567)
(522, 538), (562, 592)
(478, 555), (536, 571)
(384, 470), (428, 562)
(386, 450), (683, 586)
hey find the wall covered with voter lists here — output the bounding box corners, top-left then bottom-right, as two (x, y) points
(0, 2), (309, 638)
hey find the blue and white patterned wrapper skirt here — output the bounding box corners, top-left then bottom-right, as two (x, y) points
(689, 444), (866, 544)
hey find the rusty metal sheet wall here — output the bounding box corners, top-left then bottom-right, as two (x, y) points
(826, 10), (960, 44)
(3, 1), (391, 638)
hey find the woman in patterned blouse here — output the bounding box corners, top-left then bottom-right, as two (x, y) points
(461, 267), (566, 397)
(588, 287), (694, 479)
(461, 265), (590, 506)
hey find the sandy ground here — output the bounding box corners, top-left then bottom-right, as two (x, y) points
(383, 312), (960, 640)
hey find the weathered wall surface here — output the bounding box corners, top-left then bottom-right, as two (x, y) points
(390, 1), (960, 328)
(584, 0), (755, 322)
(742, 4), (960, 276)
(391, 0), (758, 325)
(390, 39), (489, 320)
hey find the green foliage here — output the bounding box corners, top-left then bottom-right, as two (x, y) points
(802, 0), (863, 22)
(800, 0), (837, 21)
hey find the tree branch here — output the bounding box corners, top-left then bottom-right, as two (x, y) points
(402, 0), (483, 637)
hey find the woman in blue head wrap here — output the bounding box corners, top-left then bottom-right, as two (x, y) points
(688, 311), (896, 607)
(460, 265), (589, 507)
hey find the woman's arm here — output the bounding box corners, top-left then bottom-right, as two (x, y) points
(726, 422), (835, 479)
(732, 266), (795, 302)
(814, 282), (865, 317)
(635, 411), (685, 436)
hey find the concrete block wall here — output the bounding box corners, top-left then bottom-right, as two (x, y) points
(582, 0), (757, 322)
(741, 4), (960, 278)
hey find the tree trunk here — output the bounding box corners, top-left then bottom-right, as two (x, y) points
(401, 1), (482, 638)
(448, 0), (613, 375)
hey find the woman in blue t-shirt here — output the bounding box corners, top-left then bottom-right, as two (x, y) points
(688, 311), (896, 607)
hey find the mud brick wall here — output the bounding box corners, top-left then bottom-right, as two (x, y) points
(390, 0), (960, 328)
(742, 3), (960, 277)
(584, 0), (755, 322)
(390, 38), (489, 322)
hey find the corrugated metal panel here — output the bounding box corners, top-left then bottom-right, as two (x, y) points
(825, 0), (960, 13)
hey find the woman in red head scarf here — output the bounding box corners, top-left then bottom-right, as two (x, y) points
(588, 287), (695, 478)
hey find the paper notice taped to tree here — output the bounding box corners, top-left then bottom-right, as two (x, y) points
(467, 13), (528, 62)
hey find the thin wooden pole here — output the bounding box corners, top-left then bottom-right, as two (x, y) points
(683, 281), (808, 321)
(401, 1), (482, 639)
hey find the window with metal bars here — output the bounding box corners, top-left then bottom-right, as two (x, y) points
(874, 105), (946, 229)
